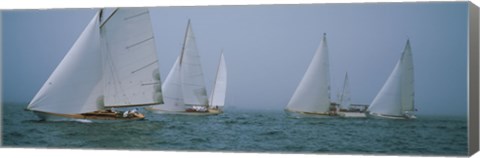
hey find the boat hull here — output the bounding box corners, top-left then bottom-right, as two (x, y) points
(337, 111), (367, 118)
(284, 109), (336, 118)
(32, 110), (145, 123)
(145, 107), (223, 116)
(367, 112), (416, 120)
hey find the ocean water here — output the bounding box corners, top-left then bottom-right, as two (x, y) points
(2, 103), (468, 156)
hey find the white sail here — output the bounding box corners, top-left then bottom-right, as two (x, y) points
(27, 13), (103, 114)
(100, 8), (163, 107)
(149, 20), (209, 112)
(179, 20), (209, 106)
(339, 72), (351, 110)
(400, 40), (415, 112)
(286, 33), (331, 113)
(368, 39), (414, 116)
(151, 57), (187, 111)
(209, 53), (227, 107)
(28, 8), (163, 115)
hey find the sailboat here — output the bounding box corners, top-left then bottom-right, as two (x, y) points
(338, 72), (352, 110)
(367, 39), (416, 119)
(146, 20), (226, 115)
(285, 33), (337, 117)
(208, 52), (227, 113)
(336, 72), (367, 118)
(26, 8), (163, 122)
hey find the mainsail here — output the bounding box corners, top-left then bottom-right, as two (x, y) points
(151, 20), (209, 111)
(179, 20), (209, 106)
(209, 52), (227, 107)
(367, 39), (414, 116)
(100, 8), (163, 107)
(286, 33), (331, 113)
(27, 8), (163, 114)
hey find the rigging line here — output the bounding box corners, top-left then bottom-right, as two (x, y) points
(181, 82), (206, 87)
(99, 10), (131, 105)
(141, 82), (160, 86)
(103, 35), (131, 105)
(184, 71), (204, 77)
(131, 60), (158, 74)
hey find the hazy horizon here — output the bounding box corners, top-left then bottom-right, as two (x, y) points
(2, 2), (469, 116)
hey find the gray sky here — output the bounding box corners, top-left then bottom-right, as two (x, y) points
(3, 2), (469, 116)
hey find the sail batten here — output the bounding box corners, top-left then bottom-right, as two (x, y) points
(124, 11), (149, 21)
(131, 60), (158, 74)
(126, 36), (154, 49)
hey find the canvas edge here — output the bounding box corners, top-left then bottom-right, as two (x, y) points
(469, 1), (480, 156)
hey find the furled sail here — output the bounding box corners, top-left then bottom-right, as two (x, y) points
(367, 39), (414, 116)
(286, 33), (331, 113)
(100, 8), (163, 107)
(27, 13), (103, 114)
(209, 53), (227, 107)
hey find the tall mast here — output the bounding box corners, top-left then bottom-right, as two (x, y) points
(179, 19), (191, 65)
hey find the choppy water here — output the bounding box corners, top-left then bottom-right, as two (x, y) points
(2, 103), (468, 156)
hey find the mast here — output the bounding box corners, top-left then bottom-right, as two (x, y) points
(179, 19), (191, 65)
(339, 72), (350, 110)
(99, 8), (119, 28)
(99, 9), (103, 23)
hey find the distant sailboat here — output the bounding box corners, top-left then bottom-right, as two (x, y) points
(285, 33), (336, 117)
(336, 72), (367, 118)
(208, 52), (227, 113)
(367, 39), (416, 119)
(146, 20), (225, 115)
(26, 8), (163, 122)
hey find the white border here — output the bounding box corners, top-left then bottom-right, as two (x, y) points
(0, 0), (472, 10)
(0, 0), (478, 158)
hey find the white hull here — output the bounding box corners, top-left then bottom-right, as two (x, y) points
(337, 111), (367, 118)
(145, 107), (222, 116)
(284, 109), (336, 118)
(367, 112), (416, 120)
